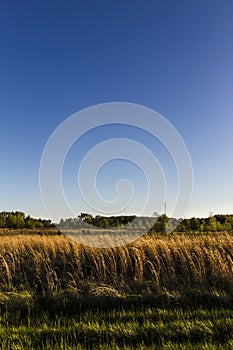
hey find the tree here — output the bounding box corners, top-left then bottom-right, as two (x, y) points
(206, 217), (218, 231)
(78, 213), (93, 224)
(189, 217), (199, 231)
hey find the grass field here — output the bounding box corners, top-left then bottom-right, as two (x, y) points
(0, 232), (233, 349)
(1, 297), (233, 349)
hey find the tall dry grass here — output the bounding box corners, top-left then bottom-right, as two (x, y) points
(0, 233), (233, 296)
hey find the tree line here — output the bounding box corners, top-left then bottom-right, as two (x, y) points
(176, 214), (233, 233)
(0, 211), (54, 229)
(59, 213), (233, 233)
(1, 211), (233, 233)
(59, 213), (138, 229)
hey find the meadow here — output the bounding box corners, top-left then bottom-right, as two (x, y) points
(0, 232), (233, 349)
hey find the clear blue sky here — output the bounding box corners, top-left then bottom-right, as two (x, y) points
(0, 0), (232, 219)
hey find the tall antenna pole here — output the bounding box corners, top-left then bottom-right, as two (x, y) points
(164, 202), (167, 215)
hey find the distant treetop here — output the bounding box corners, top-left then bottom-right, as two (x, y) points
(0, 211), (54, 229)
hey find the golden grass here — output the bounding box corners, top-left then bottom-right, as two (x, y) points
(0, 233), (233, 296)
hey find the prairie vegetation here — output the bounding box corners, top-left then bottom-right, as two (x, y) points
(1, 232), (233, 349)
(0, 233), (233, 296)
(1, 301), (233, 349)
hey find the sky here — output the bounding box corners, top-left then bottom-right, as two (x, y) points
(0, 0), (233, 219)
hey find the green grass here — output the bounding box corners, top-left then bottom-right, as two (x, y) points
(0, 293), (233, 349)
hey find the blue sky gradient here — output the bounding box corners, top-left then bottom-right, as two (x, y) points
(0, 0), (232, 218)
